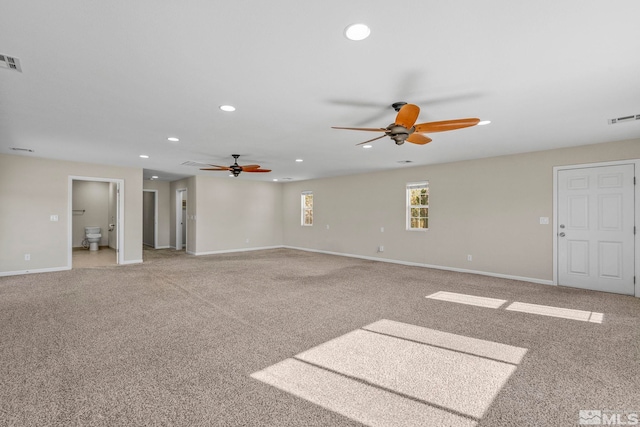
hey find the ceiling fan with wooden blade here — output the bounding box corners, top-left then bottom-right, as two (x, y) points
(200, 154), (271, 177)
(332, 102), (480, 146)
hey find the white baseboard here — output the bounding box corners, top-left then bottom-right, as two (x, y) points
(0, 266), (71, 277)
(155, 246), (171, 249)
(193, 245), (284, 256)
(283, 246), (554, 286)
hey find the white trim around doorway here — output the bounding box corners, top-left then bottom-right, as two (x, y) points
(68, 176), (125, 267)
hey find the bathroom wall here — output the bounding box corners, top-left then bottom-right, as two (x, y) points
(72, 180), (109, 247)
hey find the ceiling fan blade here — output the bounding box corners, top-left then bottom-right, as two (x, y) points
(245, 169), (271, 173)
(406, 134), (432, 145)
(394, 104), (420, 128)
(200, 167), (231, 171)
(356, 134), (387, 146)
(332, 126), (387, 132)
(239, 164), (261, 170)
(414, 118), (480, 133)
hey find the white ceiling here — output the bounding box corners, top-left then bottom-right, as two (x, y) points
(2, 1), (640, 182)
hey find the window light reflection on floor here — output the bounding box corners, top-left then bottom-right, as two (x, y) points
(251, 319), (527, 427)
(425, 292), (604, 324)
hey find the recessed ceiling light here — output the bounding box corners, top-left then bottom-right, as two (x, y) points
(229, 174), (234, 177)
(167, 137), (179, 142)
(272, 178), (278, 182)
(295, 159), (303, 162)
(220, 105), (236, 112)
(151, 175), (159, 179)
(362, 144), (373, 149)
(345, 23), (371, 41)
(478, 120), (491, 126)
(139, 155), (149, 159)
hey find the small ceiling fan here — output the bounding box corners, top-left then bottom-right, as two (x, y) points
(332, 102), (480, 146)
(200, 154), (271, 177)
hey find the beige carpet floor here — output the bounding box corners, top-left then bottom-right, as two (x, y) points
(1, 248), (639, 426)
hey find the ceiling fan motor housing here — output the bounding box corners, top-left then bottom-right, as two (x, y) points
(387, 125), (411, 145)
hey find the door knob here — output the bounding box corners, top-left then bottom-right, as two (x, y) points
(559, 232), (566, 237)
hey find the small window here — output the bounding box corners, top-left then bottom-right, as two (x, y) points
(407, 182), (428, 230)
(301, 191), (313, 226)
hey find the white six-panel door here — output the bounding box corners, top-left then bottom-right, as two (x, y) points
(557, 164), (635, 295)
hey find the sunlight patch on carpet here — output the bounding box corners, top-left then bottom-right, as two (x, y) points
(505, 301), (604, 323)
(425, 291), (605, 323)
(425, 291), (507, 308)
(251, 319), (527, 427)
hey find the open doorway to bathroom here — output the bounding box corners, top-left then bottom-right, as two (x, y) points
(69, 176), (124, 268)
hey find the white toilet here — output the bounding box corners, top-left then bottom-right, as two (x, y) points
(84, 226), (102, 251)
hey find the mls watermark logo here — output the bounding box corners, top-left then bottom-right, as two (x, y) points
(579, 409), (639, 425)
(580, 410), (602, 425)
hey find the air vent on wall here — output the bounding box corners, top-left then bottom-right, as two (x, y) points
(10, 147), (34, 152)
(608, 114), (640, 125)
(0, 54), (22, 72)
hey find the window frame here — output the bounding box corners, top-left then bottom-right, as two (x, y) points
(406, 181), (429, 231)
(301, 191), (313, 226)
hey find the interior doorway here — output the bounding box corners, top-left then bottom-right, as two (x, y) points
(143, 189), (158, 248)
(68, 176), (124, 268)
(176, 188), (187, 251)
(553, 161), (638, 296)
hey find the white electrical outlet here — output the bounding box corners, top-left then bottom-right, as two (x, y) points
(380, 227), (384, 232)
(245, 238), (250, 243)
(467, 255), (472, 261)
(24, 254), (30, 261)
(50, 215), (59, 222)
(379, 245), (384, 252)
(539, 217), (549, 225)
(326, 224), (330, 230)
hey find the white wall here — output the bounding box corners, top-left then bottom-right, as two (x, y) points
(0, 154), (143, 274)
(282, 138), (640, 283)
(191, 175), (283, 254)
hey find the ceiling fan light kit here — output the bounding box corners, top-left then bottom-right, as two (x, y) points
(332, 102), (481, 146)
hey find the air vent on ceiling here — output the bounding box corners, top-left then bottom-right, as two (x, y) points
(397, 160), (413, 164)
(10, 147), (34, 152)
(608, 114), (640, 125)
(181, 160), (211, 167)
(0, 54), (22, 72)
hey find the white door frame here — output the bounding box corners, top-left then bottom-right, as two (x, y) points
(176, 188), (187, 251)
(142, 189), (158, 249)
(68, 176), (125, 266)
(553, 159), (639, 297)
